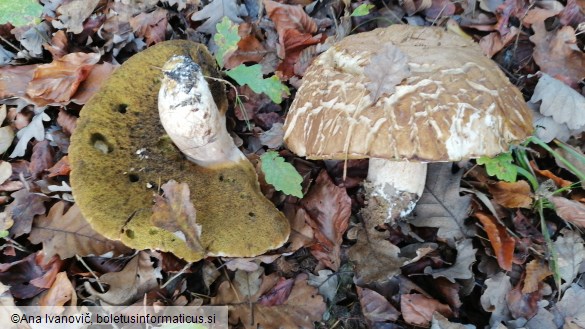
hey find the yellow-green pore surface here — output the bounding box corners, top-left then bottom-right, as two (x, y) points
(70, 40), (290, 261)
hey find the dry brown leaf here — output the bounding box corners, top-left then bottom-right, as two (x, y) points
(530, 161), (574, 188)
(43, 30), (69, 59)
(0, 65), (38, 100)
(403, 0), (432, 15)
(38, 271), (76, 309)
(70, 62), (117, 105)
(52, 0), (101, 34)
(56, 110), (77, 136)
(522, 259), (552, 293)
(530, 22), (585, 88)
(530, 73), (585, 130)
(213, 273), (325, 329)
(357, 286), (400, 324)
(26, 52), (101, 106)
(480, 272), (512, 326)
(423, 0), (456, 19)
(475, 212), (515, 271)
(348, 227), (405, 284)
(191, 0), (242, 34)
(479, 28), (519, 57)
(7, 189), (48, 238)
(84, 251), (162, 305)
(549, 196), (585, 227)
(29, 140), (54, 179)
(507, 284), (539, 319)
(224, 23), (267, 69)
(300, 170), (350, 270)
(29, 202), (131, 261)
(488, 180), (533, 208)
(554, 228), (585, 290)
(151, 180), (203, 252)
(276, 29), (324, 78)
(364, 43), (411, 103)
(129, 8), (168, 46)
(0, 253), (63, 299)
(401, 293), (453, 327)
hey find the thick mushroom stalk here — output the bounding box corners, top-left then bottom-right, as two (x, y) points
(364, 159), (427, 223)
(158, 56), (245, 168)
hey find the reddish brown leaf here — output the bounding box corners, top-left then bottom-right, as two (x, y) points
(0, 65), (38, 100)
(70, 62), (117, 105)
(357, 286), (400, 323)
(276, 29), (325, 78)
(224, 23), (267, 69)
(475, 212), (516, 271)
(56, 110), (77, 136)
(529, 22), (585, 88)
(258, 277), (294, 306)
(530, 161), (573, 188)
(129, 8), (168, 46)
(507, 284), (539, 319)
(488, 180), (533, 209)
(522, 259), (552, 294)
(46, 155), (71, 178)
(479, 28), (519, 57)
(300, 170), (351, 270)
(7, 189), (48, 238)
(38, 271), (76, 308)
(26, 52), (101, 106)
(29, 140), (54, 179)
(401, 293), (453, 327)
(43, 30), (69, 59)
(264, 0), (318, 58)
(549, 196), (585, 227)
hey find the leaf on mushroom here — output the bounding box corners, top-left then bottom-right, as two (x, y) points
(530, 73), (585, 130)
(150, 180), (203, 253)
(29, 201), (132, 261)
(191, 0), (243, 34)
(84, 251), (162, 305)
(475, 212), (515, 271)
(363, 43), (410, 103)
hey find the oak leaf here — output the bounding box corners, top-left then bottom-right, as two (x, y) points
(10, 111), (50, 158)
(554, 228), (585, 291)
(307, 270), (338, 302)
(52, 0), (101, 34)
(129, 8), (168, 46)
(530, 73), (585, 130)
(300, 170), (350, 270)
(84, 251), (162, 305)
(29, 201), (131, 261)
(363, 44), (410, 103)
(424, 238), (476, 282)
(191, 0), (243, 34)
(480, 272), (512, 326)
(7, 188), (48, 238)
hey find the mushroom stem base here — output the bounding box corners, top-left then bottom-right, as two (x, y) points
(362, 159), (427, 226)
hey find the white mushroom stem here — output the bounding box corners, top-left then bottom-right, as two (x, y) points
(364, 158), (427, 223)
(158, 55), (245, 168)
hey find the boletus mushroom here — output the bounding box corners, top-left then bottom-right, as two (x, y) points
(283, 25), (533, 224)
(70, 40), (290, 261)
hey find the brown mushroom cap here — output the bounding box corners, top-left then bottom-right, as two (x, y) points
(283, 25), (533, 161)
(70, 40), (290, 261)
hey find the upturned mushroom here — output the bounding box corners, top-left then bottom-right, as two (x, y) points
(283, 25), (533, 224)
(70, 40), (290, 261)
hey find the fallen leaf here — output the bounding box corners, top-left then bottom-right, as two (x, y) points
(150, 180), (203, 252)
(480, 272), (512, 326)
(507, 283), (539, 319)
(431, 312), (474, 329)
(475, 212), (516, 271)
(259, 122), (284, 148)
(560, 0), (585, 25)
(554, 284), (585, 328)
(43, 30), (69, 59)
(423, 0), (456, 19)
(364, 43), (411, 103)
(129, 7), (168, 46)
(6, 188), (48, 238)
(479, 28), (519, 57)
(424, 238), (477, 282)
(0, 161), (12, 185)
(29, 201), (131, 261)
(529, 22), (585, 88)
(549, 196), (585, 227)
(0, 64), (37, 100)
(0, 252), (63, 299)
(70, 62), (117, 105)
(10, 111), (50, 158)
(264, 0), (317, 58)
(530, 161), (574, 188)
(357, 286), (400, 323)
(29, 140), (54, 179)
(212, 273), (326, 329)
(191, 0), (243, 34)
(300, 170), (350, 270)
(38, 271), (76, 309)
(410, 163), (475, 247)
(84, 251), (162, 305)
(13, 22), (50, 58)
(488, 180), (533, 208)
(401, 293), (453, 327)
(52, 0), (101, 34)
(522, 259), (552, 294)
(46, 155), (70, 178)
(276, 29), (325, 78)
(530, 73), (585, 131)
(554, 228), (585, 291)
(224, 23), (267, 69)
(348, 227), (405, 284)
(26, 52), (101, 106)
(307, 269), (338, 303)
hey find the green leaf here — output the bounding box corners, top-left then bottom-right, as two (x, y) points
(351, 4), (375, 17)
(260, 151), (303, 198)
(213, 16), (240, 68)
(0, 0), (42, 27)
(226, 64), (290, 104)
(477, 152), (517, 182)
(0, 230), (8, 239)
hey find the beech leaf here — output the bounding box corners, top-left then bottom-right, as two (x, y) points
(363, 43), (410, 103)
(260, 151), (303, 198)
(357, 286), (400, 323)
(226, 64), (290, 104)
(475, 212), (516, 271)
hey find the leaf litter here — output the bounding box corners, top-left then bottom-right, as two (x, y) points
(0, 0), (584, 328)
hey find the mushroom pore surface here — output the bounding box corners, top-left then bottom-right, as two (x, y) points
(70, 40), (290, 261)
